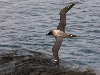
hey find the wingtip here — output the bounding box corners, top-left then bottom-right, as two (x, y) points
(71, 3), (75, 6)
(69, 3), (75, 8)
(69, 1), (80, 6)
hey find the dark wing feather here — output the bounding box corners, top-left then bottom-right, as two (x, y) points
(52, 37), (63, 60)
(57, 3), (75, 32)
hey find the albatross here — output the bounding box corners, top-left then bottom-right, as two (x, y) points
(47, 3), (76, 65)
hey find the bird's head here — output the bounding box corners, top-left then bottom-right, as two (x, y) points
(47, 31), (53, 35)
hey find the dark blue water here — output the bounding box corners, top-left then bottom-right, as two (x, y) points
(0, 0), (100, 70)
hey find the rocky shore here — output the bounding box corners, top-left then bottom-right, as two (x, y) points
(0, 49), (96, 75)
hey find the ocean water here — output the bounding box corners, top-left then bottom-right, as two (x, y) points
(0, 0), (100, 70)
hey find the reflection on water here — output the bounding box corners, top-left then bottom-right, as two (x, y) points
(0, 0), (100, 70)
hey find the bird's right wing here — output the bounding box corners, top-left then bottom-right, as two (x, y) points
(57, 3), (75, 32)
(52, 37), (63, 60)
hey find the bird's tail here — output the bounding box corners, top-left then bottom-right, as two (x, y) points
(64, 33), (76, 38)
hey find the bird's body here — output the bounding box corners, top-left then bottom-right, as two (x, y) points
(49, 29), (76, 38)
(47, 3), (76, 65)
(52, 30), (65, 37)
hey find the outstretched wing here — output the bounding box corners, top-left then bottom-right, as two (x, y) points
(57, 3), (75, 32)
(52, 37), (63, 60)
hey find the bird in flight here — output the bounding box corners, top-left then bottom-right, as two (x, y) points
(47, 3), (76, 65)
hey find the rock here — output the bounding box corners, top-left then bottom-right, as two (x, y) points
(0, 49), (96, 75)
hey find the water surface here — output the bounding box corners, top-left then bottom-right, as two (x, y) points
(0, 0), (100, 70)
